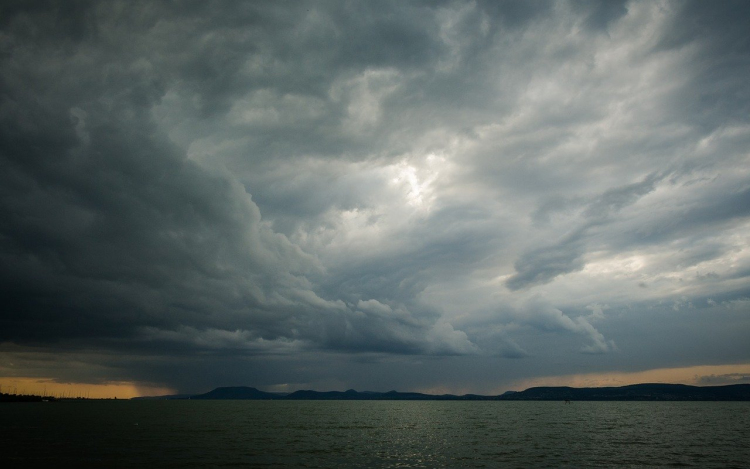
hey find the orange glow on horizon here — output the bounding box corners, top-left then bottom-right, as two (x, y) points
(0, 377), (175, 399)
(504, 363), (750, 393)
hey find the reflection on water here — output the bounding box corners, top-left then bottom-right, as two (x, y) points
(2, 400), (749, 467)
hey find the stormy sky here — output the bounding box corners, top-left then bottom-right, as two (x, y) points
(1, 0), (749, 396)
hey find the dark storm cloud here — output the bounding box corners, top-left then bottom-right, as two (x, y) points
(506, 234), (587, 291)
(2, 1), (750, 392)
(0, 0), (476, 363)
(507, 174), (662, 290)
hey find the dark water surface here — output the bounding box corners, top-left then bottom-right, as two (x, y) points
(2, 400), (749, 467)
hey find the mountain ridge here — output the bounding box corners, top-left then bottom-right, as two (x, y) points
(132, 383), (750, 401)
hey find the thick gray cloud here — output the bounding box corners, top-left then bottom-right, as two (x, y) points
(1, 0), (749, 394)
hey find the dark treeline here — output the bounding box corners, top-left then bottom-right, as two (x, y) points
(0, 392), (94, 402)
(0, 392), (50, 402)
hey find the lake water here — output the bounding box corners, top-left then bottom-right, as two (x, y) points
(2, 400), (749, 467)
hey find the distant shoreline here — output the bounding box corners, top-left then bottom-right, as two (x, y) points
(132, 383), (750, 401)
(5, 383), (749, 402)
